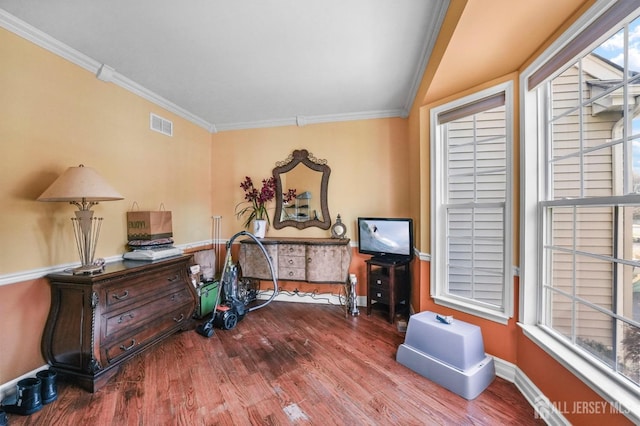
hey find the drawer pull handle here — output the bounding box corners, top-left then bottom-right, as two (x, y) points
(167, 275), (180, 283)
(288, 271), (294, 277)
(113, 290), (129, 300)
(120, 339), (136, 351)
(376, 280), (382, 285)
(288, 259), (294, 265)
(173, 314), (185, 323)
(118, 313), (134, 323)
(377, 293), (382, 297)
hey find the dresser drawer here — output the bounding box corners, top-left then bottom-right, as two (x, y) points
(369, 287), (390, 304)
(103, 305), (191, 364)
(278, 255), (306, 269)
(103, 265), (186, 311)
(279, 244), (305, 257)
(370, 273), (390, 289)
(279, 267), (306, 281)
(102, 287), (193, 339)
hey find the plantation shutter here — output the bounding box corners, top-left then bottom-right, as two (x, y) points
(438, 94), (507, 308)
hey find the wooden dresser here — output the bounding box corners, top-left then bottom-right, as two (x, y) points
(42, 255), (196, 392)
(239, 237), (351, 283)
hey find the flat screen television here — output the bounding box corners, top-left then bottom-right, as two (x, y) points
(357, 217), (414, 261)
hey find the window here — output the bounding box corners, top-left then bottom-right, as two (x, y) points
(521, 1), (640, 420)
(431, 82), (513, 323)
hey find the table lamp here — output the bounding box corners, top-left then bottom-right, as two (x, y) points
(38, 164), (124, 274)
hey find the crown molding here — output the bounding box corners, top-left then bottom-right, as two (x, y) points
(0, 9), (97, 72)
(1, 9), (410, 134)
(0, 10), (214, 132)
(109, 72), (213, 131)
(305, 109), (408, 125)
(402, 0), (449, 114)
(213, 108), (407, 132)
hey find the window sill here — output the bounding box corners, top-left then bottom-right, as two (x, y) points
(519, 323), (640, 424)
(432, 295), (510, 325)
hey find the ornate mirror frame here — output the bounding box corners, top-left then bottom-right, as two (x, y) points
(273, 149), (331, 230)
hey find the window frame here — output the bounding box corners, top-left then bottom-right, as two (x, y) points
(431, 81), (514, 324)
(520, 0), (640, 422)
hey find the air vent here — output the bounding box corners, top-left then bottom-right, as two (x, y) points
(150, 113), (173, 136)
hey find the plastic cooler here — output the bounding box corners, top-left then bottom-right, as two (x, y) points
(396, 311), (495, 400)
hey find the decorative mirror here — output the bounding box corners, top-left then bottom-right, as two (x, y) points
(273, 149), (331, 230)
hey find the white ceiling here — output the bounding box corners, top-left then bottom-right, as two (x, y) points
(0, 0), (448, 132)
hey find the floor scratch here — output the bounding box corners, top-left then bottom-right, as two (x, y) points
(283, 403), (309, 422)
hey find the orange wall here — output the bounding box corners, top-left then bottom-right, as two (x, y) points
(0, 25), (412, 385)
(210, 119), (411, 241)
(209, 119), (411, 297)
(518, 335), (631, 426)
(0, 26), (212, 384)
(0, 27), (213, 274)
(0, 1), (634, 423)
(0, 279), (50, 383)
(405, 0), (630, 423)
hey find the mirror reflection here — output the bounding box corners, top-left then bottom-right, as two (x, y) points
(273, 150), (331, 230)
(280, 164), (322, 222)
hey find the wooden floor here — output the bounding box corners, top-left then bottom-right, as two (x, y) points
(8, 302), (544, 425)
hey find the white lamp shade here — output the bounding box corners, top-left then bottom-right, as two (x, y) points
(38, 164), (124, 202)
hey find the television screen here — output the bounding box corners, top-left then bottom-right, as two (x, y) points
(357, 217), (413, 260)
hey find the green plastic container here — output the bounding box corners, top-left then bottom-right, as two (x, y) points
(195, 281), (220, 318)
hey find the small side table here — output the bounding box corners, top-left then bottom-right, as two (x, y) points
(366, 257), (411, 323)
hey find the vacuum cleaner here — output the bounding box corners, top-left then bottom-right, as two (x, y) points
(196, 230), (278, 337)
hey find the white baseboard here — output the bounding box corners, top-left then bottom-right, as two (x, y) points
(492, 356), (517, 382)
(493, 356), (569, 425)
(257, 289), (349, 306)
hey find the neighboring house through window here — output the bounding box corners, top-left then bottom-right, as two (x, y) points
(521, 1), (640, 420)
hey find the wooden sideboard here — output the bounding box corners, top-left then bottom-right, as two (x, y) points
(238, 237), (351, 283)
(42, 255), (196, 392)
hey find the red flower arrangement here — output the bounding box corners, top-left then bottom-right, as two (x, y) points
(235, 176), (296, 229)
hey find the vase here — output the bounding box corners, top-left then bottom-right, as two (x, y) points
(253, 219), (267, 238)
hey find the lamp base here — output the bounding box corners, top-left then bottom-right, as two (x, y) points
(72, 264), (104, 275)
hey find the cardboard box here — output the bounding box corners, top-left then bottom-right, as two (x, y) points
(127, 210), (173, 240)
(193, 249), (216, 281)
